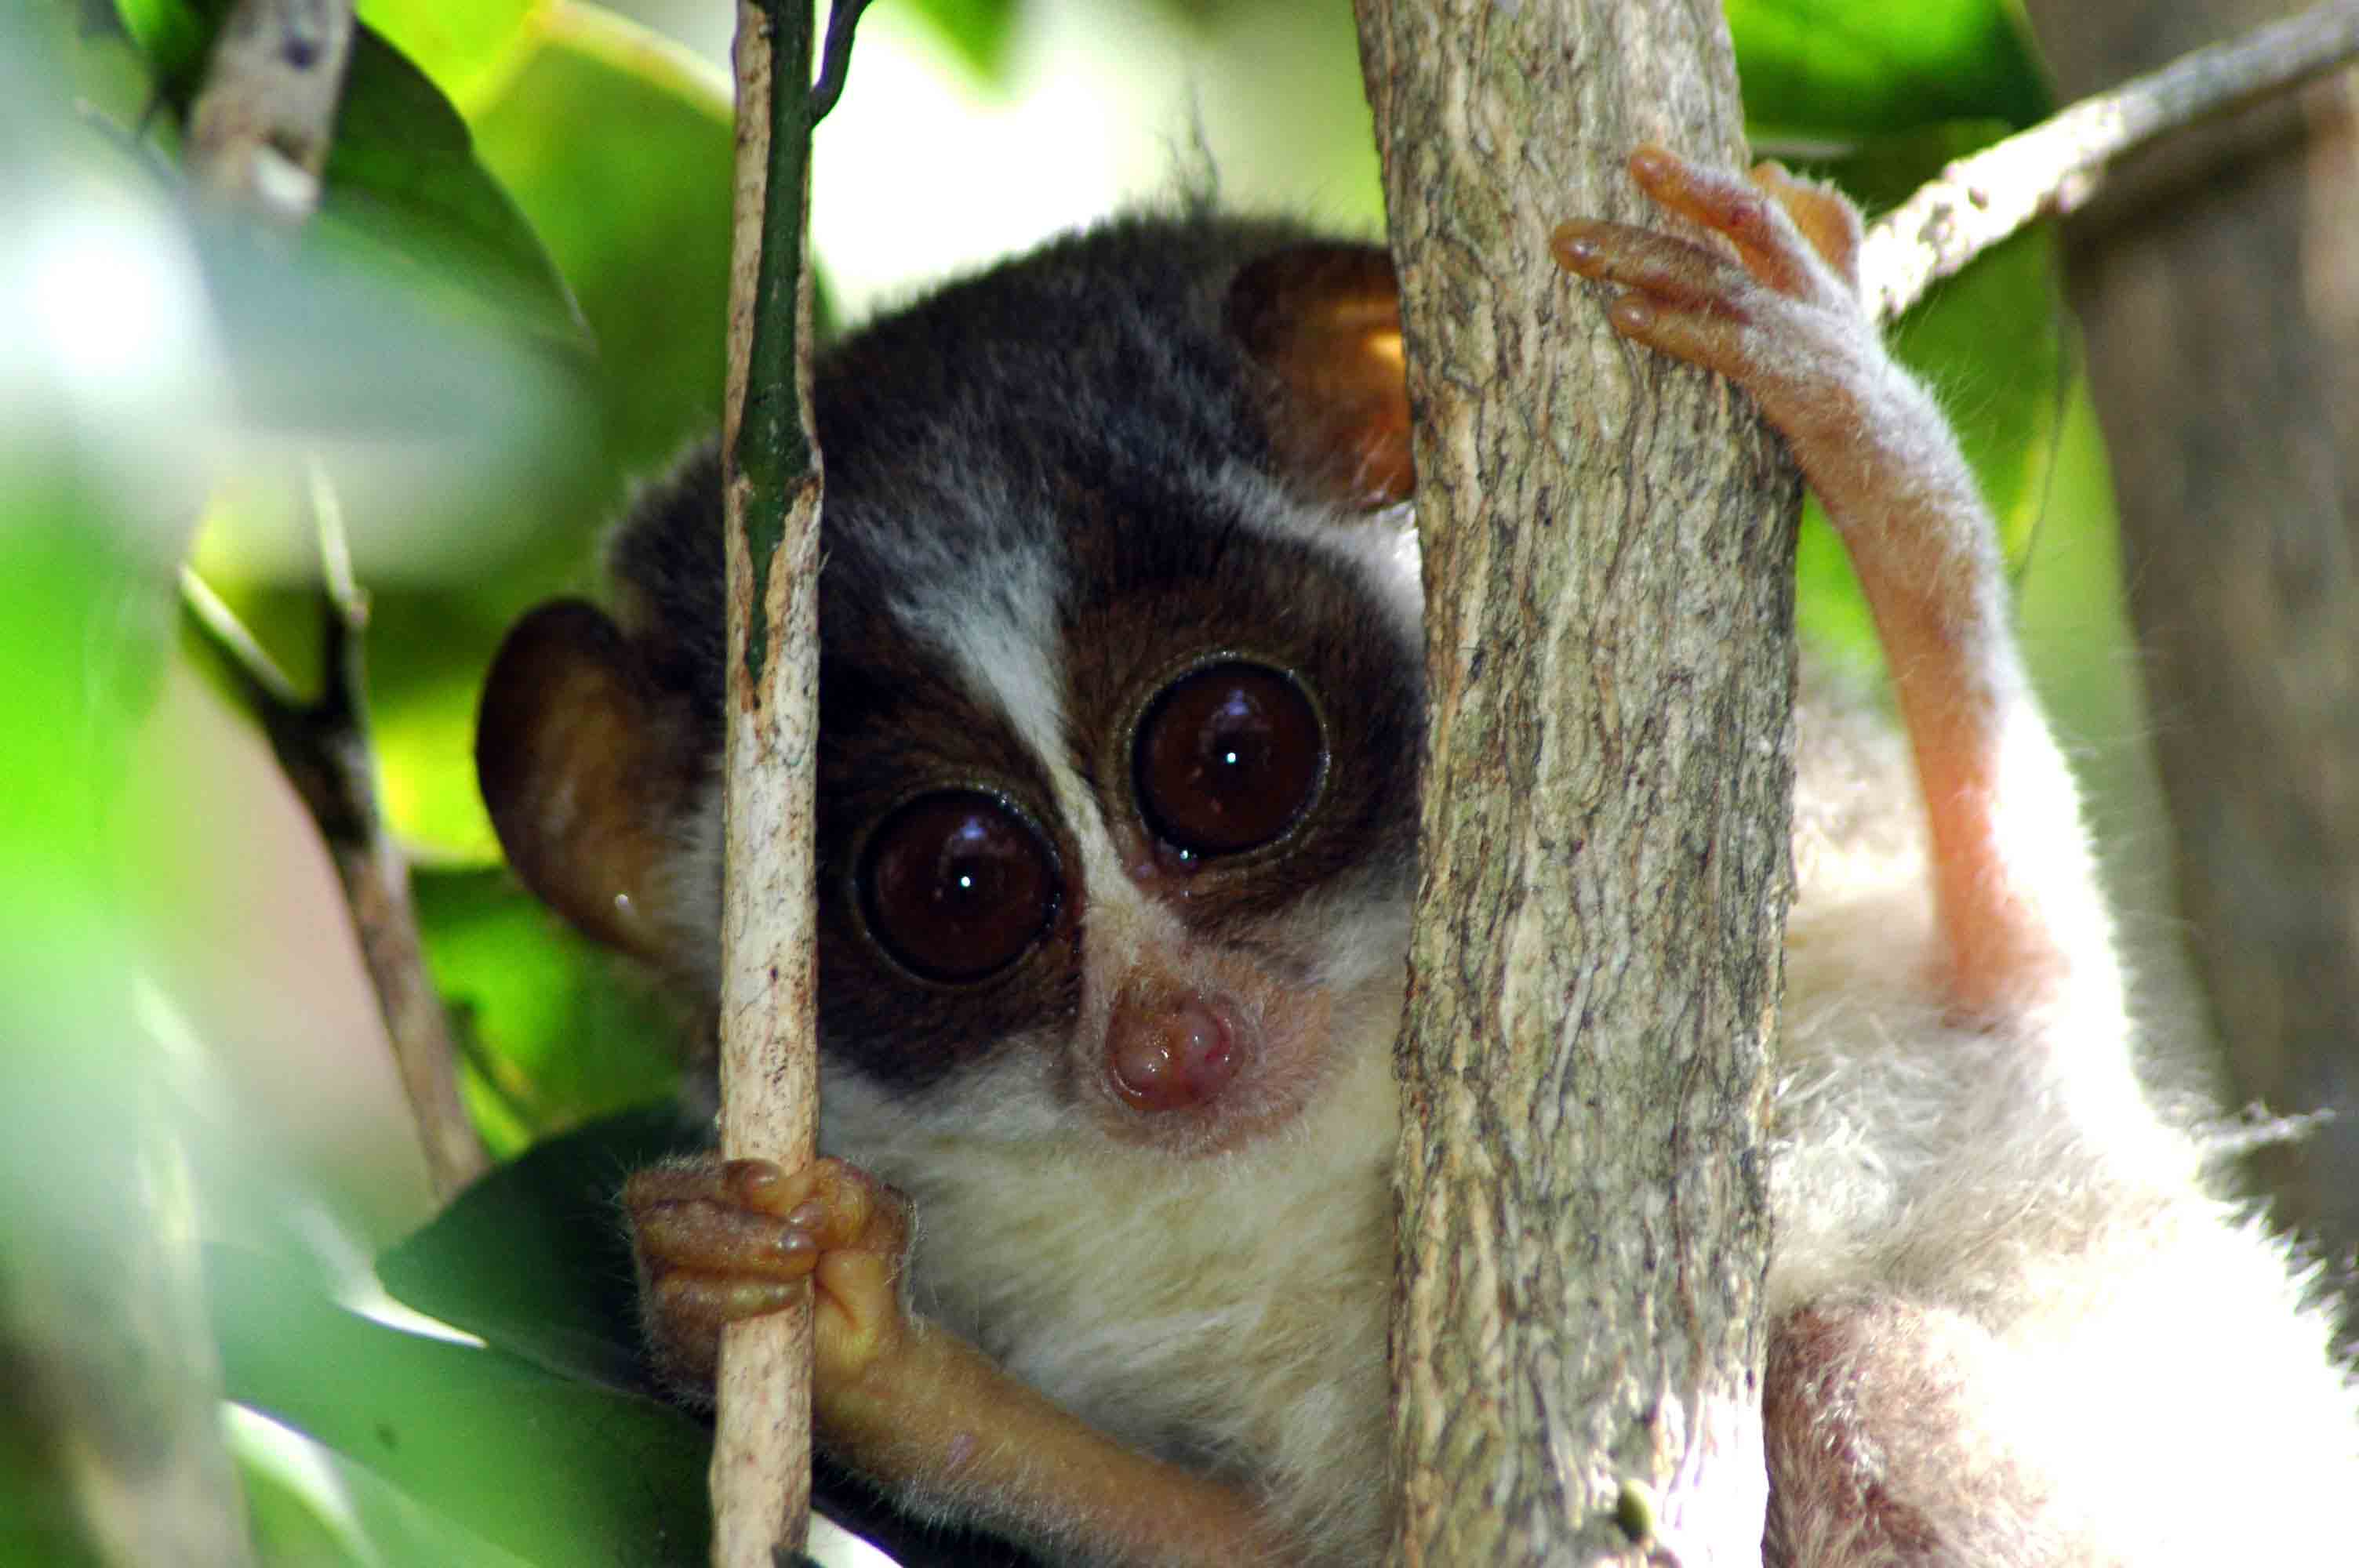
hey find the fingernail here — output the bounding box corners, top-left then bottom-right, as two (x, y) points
(1551, 224), (1599, 268)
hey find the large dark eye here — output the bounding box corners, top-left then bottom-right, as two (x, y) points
(1134, 661), (1325, 857)
(860, 791), (1059, 983)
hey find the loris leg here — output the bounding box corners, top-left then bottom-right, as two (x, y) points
(625, 1156), (1285, 1566)
(1552, 148), (2108, 1027)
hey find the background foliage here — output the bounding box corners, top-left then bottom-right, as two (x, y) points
(8, 0), (2165, 1563)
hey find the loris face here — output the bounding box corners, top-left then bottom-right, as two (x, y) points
(483, 218), (1433, 1165)
(801, 455), (1426, 1162)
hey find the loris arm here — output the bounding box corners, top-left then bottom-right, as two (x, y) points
(627, 1157), (1287, 1567)
(1553, 149), (2105, 1028)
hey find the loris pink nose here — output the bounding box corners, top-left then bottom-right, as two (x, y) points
(1110, 988), (1245, 1112)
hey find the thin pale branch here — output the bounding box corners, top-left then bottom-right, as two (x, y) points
(184, 0), (356, 223)
(708, 0), (835, 1560)
(177, 466), (489, 1200)
(1863, 0), (2359, 321)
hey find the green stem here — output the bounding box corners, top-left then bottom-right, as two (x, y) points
(736, 0), (816, 688)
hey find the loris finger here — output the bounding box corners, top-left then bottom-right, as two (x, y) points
(1551, 220), (1752, 320)
(1624, 144), (1837, 305)
(648, 1268), (803, 1330)
(1550, 221), (1801, 393)
(628, 1156), (910, 1278)
(630, 1186), (821, 1281)
(1745, 162), (1863, 293)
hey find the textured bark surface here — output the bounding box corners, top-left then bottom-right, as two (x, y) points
(2023, 0), (2359, 1338)
(1355, 2), (1789, 1562)
(711, 0), (824, 1559)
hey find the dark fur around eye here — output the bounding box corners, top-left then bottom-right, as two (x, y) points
(598, 215), (1419, 1086)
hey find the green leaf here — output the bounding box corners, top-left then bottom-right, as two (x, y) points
(180, 19), (604, 727)
(110, 0), (219, 96)
(360, 5), (736, 860)
(414, 866), (685, 1153)
(357, 0), (538, 111)
(317, 24), (590, 355)
(910, 0), (1022, 82)
(467, 5), (733, 480)
(212, 1244), (712, 1568)
(375, 1107), (706, 1391)
(374, 1118), (1029, 1567)
(1729, 0), (2049, 140)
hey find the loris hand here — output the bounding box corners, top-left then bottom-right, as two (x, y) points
(628, 1152), (1285, 1565)
(625, 1154), (914, 1410)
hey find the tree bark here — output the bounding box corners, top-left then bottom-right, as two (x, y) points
(1354, 2), (1788, 1563)
(2022, 0), (2359, 1340)
(711, 0), (825, 1561)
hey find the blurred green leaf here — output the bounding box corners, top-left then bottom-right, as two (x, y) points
(111, 0), (218, 96)
(363, 4), (734, 860)
(239, 1454), (371, 1568)
(376, 1107), (706, 1391)
(910, 0), (1021, 82)
(318, 24), (589, 355)
(1149, 0), (1245, 26)
(1729, 0), (2049, 140)
(467, 5), (732, 480)
(358, 0), (537, 110)
(415, 866), (685, 1152)
(212, 1245), (711, 1568)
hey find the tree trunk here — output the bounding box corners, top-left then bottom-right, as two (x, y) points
(2022, 0), (2359, 1341)
(1355, 2), (1788, 1562)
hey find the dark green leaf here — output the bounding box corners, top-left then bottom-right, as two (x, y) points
(466, 7), (733, 481)
(909, 0), (1021, 82)
(213, 1243), (711, 1568)
(361, 8), (736, 858)
(356, 0), (536, 107)
(375, 1107), (706, 1392)
(110, 0), (218, 96)
(317, 24), (590, 354)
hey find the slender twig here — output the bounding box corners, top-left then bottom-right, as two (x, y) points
(1861, 0), (2359, 321)
(184, 0), (357, 224)
(710, 0), (828, 1560)
(179, 465), (490, 1199)
(810, 0), (878, 123)
(178, 0), (485, 1201)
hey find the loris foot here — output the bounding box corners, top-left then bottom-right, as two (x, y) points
(1548, 145), (1877, 457)
(625, 1154), (913, 1400)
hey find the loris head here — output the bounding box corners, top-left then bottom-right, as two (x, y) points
(476, 216), (1424, 1160)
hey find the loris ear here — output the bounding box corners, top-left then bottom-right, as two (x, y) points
(476, 599), (705, 968)
(1225, 244), (1413, 510)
